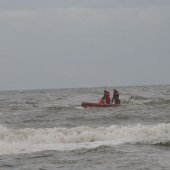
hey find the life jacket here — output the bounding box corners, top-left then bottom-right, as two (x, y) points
(101, 90), (110, 104)
(105, 91), (110, 104)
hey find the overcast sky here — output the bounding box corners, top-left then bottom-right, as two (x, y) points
(0, 0), (170, 90)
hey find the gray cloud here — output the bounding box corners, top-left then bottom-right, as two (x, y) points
(0, 0), (170, 90)
(0, 0), (169, 10)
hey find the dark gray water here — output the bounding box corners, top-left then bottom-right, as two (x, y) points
(0, 85), (170, 170)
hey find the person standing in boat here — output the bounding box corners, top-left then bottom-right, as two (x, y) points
(111, 89), (120, 105)
(101, 90), (110, 104)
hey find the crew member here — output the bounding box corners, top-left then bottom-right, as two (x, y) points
(101, 90), (110, 104)
(111, 89), (120, 105)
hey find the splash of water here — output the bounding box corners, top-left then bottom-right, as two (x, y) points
(0, 123), (170, 155)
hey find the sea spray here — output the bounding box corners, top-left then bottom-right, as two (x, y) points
(0, 123), (170, 155)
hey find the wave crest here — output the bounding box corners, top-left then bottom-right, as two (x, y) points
(0, 123), (170, 155)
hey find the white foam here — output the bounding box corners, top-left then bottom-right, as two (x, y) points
(0, 123), (170, 155)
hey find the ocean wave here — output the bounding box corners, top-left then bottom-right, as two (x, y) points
(0, 123), (170, 155)
(46, 106), (77, 111)
(144, 99), (170, 106)
(126, 95), (170, 106)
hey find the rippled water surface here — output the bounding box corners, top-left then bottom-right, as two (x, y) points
(0, 85), (170, 170)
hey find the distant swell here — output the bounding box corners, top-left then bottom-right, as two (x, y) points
(0, 123), (170, 155)
(145, 99), (170, 105)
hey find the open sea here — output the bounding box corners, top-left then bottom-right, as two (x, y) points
(0, 85), (170, 170)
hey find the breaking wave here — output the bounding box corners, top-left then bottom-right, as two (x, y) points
(0, 123), (170, 155)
